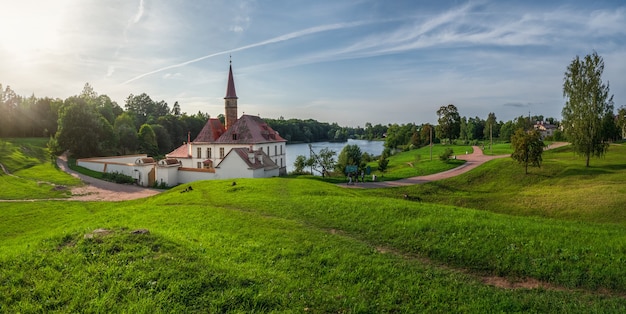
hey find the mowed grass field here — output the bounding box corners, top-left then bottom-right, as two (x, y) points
(1, 138), (625, 312)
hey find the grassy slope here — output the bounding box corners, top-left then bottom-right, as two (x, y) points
(377, 144), (626, 224)
(1, 179), (625, 312)
(0, 139), (81, 200)
(2, 139), (626, 312)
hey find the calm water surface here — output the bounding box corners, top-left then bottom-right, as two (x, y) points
(285, 139), (384, 173)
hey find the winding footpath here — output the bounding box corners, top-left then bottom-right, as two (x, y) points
(55, 154), (161, 201)
(343, 142), (569, 189)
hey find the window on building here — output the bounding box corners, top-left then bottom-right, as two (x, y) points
(280, 158), (283, 167)
(197, 147), (201, 158)
(266, 146), (269, 155)
(207, 148), (212, 158)
(274, 145), (277, 156)
(280, 145), (282, 155)
(197, 162), (202, 168)
(232, 133), (237, 140)
(219, 147), (225, 158)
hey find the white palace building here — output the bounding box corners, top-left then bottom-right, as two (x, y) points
(77, 62), (287, 187)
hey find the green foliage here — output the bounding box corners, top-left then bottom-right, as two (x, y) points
(377, 155), (389, 175)
(562, 51), (614, 167)
(291, 155), (308, 174)
(336, 144), (363, 173)
(511, 129), (545, 174)
(138, 124), (158, 156)
(102, 171), (135, 184)
(439, 148), (454, 162)
(305, 146), (336, 177)
(0, 138), (80, 199)
(436, 104), (461, 143)
(56, 97), (116, 158)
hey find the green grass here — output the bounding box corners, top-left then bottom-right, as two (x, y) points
(374, 144), (626, 224)
(369, 144), (472, 181)
(2, 138), (626, 311)
(0, 138), (81, 199)
(2, 185), (626, 312)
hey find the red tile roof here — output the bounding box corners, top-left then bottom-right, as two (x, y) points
(215, 114), (286, 144)
(166, 143), (190, 158)
(193, 118), (225, 142)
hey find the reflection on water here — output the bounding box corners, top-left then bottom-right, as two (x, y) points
(285, 139), (385, 173)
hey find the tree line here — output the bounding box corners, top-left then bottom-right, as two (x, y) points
(0, 83), (388, 158)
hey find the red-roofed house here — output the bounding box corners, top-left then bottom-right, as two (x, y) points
(77, 62), (287, 187)
(162, 61), (287, 185)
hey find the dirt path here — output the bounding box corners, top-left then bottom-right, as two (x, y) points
(344, 142), (569, 189)
(56, 154), (161, 201)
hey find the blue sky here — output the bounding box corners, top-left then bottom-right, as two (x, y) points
(1, 0), (625, 126)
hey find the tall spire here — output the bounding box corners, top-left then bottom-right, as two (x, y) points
(224, 57), (238, 130)
(225, 57), (238, 99)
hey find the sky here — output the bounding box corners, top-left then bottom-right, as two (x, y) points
(1, 0), (625, 127)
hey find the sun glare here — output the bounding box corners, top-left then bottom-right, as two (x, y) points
(0, 1), (66, 60)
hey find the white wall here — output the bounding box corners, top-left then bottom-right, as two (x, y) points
(178, 168), (219, 183)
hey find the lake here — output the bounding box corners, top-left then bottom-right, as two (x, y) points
(285, 139), (385, 173)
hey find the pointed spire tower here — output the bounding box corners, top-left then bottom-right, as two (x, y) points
(224, 58), (238, 130)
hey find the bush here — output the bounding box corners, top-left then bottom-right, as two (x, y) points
(439, 148), (454, 162)
(102, 171), (135, 184)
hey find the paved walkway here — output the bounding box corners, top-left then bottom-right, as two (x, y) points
(343, 142), (569, 189)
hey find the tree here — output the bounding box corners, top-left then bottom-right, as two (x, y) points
(114, 113), (138, 155)
(292, 155), (308, 174)
(511, 129), (544, 174)
(377, 151), (389, 176)
(138, 124), (158, 156)
(306, 146), (336, 177)
(617, 106), (626, 140)
(336, 144), (363, 173)
(484, 112), (498, 140)
(562, 52), (614, 167)
(436, 104), (461, 144)
(56, 97), (114, 157)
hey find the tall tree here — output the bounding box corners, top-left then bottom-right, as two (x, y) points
(484, 112), (498, 139)
(562, 52), (614, 167)
(511, 129), (544, 174)
(436, 104), (461, 144)
(56, 97), (115, 158)
(617, 106), (626, 140)
(138, 124), (158, 156)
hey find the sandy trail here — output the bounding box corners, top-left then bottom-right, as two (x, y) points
(56, 154), (161, 201)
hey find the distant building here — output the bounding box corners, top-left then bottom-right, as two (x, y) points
(533, 121), (557, 139)
(77, 62), (287, 187)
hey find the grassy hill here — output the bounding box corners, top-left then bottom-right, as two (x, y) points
(1, 138), (625, 312)
(0, 138), (81, 200)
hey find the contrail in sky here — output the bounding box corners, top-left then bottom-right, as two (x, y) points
(122, 21), (370, 84)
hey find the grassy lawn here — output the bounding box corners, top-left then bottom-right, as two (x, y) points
(0, 138), (81, 200)
(302, 144), (474, 183)
(371, 144), (626, 224)
(2, 138), (626, 311)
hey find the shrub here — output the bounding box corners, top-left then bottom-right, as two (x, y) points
(102, 171), (135, 184)
(439, 148), (454, 162)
